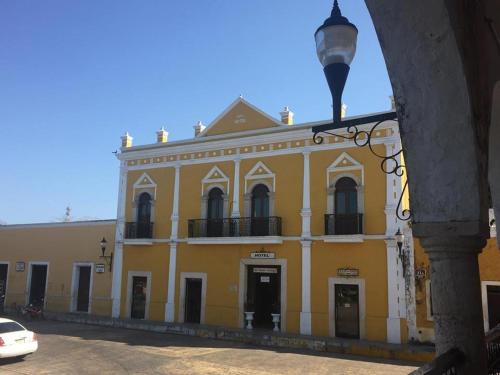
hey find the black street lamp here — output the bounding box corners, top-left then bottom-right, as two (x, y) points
(395, 228), (407, 276)
(311, 2), (410, 221)
(315, 0), (358, 125)
(99, 237), (113, 272)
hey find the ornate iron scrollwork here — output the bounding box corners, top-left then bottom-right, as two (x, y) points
(312, 116), (411, 221)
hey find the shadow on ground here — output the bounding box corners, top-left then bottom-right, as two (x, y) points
(7, 317), (422, 368)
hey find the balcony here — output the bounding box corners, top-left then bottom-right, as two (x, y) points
(187, 217), (282, 244)
(125, 222), (154, 239)
(324, 214), (363, 240)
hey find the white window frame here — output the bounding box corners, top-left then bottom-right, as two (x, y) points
(178, 272), (207, 324)
(26, 261), (50, 308)
(326, 152), (365, 217)
(132, 173), (157, 226)
(70, 262), (95, 313)
(0, 261), (10, 306)
(238, 258), (287, 332)
(481, 281), (500, 332)
(328, 277), (366, 339)
(125, 271), (152, 320)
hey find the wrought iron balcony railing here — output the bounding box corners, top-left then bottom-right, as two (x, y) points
(188, 217), (282, 238)
(324, 214), (363, 235)
(125, 222), (154, 239)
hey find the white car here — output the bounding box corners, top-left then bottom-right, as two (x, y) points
(0, 318), (38, 359)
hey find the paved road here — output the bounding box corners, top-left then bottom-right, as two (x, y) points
(0, 320), (418, 374)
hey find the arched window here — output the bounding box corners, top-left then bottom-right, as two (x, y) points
(335, 177), (358, 215)
(207, 188), (224, 220)
(136, 192), (152, 237)
(251, 184), (270, 218)
(207, 187), (224, 236)
(251, 184), (270, 235)
(333, 177), (361, 234)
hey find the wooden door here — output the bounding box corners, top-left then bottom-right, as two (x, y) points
(184, 278), (202, 324)
(76, 266), (91, 312)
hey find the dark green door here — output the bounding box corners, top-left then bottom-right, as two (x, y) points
(335, 284), (360, 339)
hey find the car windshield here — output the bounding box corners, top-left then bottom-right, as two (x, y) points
(0, 322), (26, 333)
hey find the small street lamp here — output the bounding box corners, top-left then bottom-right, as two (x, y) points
(99, 237), (113, 272)
(395, 228), (407, 276)
(315, 0), (358, 125)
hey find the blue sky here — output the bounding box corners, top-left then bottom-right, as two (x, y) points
(0, 0), (392, 224)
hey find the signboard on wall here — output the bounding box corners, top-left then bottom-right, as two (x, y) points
(15, 262), (25, 272)
(415, 267), (427, 280)
(95, 264), (106, 273)
(251, 252), (275, 259)
(337, 268), (359, 277)
(260, 276), (270, 283)
(253, 267), (278, 274)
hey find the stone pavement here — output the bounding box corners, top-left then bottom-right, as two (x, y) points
(0, 320), (419, 374)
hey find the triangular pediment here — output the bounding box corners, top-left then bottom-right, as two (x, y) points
(246, 161), (274, 179)
(133, 173), (156, 188)
(328, 152), (362, 170)
(200, 98), (281, 137)
(202, 166), (229, 183)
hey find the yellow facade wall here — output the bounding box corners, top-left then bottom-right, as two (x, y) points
(0, 221), (115, 316)
(125, 168), (175, 239)
(311, 240), (388, 341)
(310, 146), (387, 236)
(121, 244), (170, 321)
(173, 241), (302, 332)
(240, 154), (303, 235)
(177, 161), (234, 238)
(204, 101), (279, 136)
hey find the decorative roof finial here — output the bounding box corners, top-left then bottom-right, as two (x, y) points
(332, 0), (341, 17)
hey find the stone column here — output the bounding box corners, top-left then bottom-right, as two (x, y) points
(165, 164), (180, 322)
(422, 235), (487, 374)
(111, 160), (127, 318)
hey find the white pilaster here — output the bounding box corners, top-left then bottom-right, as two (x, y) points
(300, 150), (312, 238)
(300, 150), (312, 335)
(231, 158), (241, 218)
(165, 164), (180, 322)
(111, 161), (127, 318)
(300, 240), (312, 335)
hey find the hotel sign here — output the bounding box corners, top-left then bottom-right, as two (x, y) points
(337, 268), (359, 277)
(251, 252), (275, 259)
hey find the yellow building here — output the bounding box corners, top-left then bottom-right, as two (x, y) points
(0, 220), (115, 316)
(111, 97), (408, 343)
(2, 98), (497, 347)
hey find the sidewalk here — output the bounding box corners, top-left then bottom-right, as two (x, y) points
(41, 311), (434, 363)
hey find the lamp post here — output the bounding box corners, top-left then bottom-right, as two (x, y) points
(99, 237), (113, 272)
(315, 0), (358, 125)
